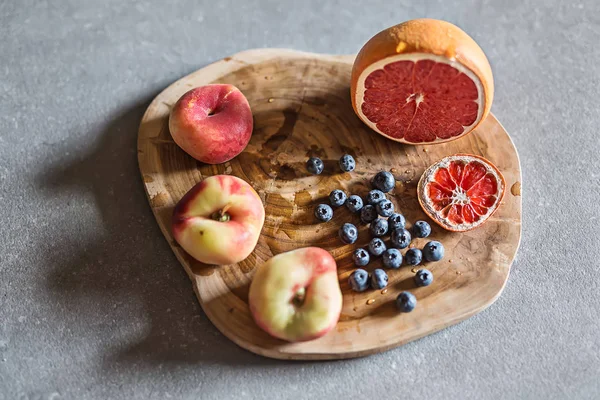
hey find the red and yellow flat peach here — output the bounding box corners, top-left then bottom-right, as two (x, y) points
(172, 175), (265, 265)
(169, 84), (253, 164)
(249, 247), (342, 342)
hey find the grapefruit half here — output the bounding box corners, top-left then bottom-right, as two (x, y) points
(351, 19), (494, 144)
(418, 154), (505, 232)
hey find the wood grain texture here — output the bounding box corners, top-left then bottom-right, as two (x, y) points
(137, 49), (522, 360)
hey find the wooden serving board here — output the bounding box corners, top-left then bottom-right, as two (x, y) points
(138, 49), (522, 360)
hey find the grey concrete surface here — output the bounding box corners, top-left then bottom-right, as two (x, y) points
(1, 0), (599, 399)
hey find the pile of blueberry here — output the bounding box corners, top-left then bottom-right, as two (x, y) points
(310, 156), (445, 313)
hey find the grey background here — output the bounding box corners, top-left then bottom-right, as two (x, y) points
(1, 0), (599, 399)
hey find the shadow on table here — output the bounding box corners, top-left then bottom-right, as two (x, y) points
(37, 94), (285, 369)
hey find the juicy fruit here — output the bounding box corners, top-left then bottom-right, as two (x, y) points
(372, 171), (395, 193)
(349, 269), (370, 292)
(414, 269), (433, 287)
(346, 195), (364, 213)
(423, 241), (445, 262)
(405, 248), (423, 266)
(382, 248), (402, 269)
(339, 154), (356, 172)
(371, 269), (389, 290)
(418, 154), (505, 231)
(376, 199), (394, 217)
(172, 175), (265, 265)
(370, 218), (388, 237)
(412, 221), (431, 238)
(329, 189), (347, 207)
(169, 84), (253, 164)
(366, 189), (385, 205)
(351, 19), (494, 144)
(391, 228), (411, 249)
(396, 292), (417, 312)
(248, 247), (342, 342)
(314, 204), (333, 222)
(306, 157), (324, 175)
(360, 205), (378, 224)
(388, 213), (406, 231)
(368, 238), (386, 257)
(339, 223), (358, 244)
(353, 248), (370, 267)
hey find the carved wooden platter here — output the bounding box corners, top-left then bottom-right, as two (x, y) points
(138, 49), (522, 360)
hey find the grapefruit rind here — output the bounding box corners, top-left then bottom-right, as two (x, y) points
(354, 53), (484, 145)
(418, 154), (505, 231)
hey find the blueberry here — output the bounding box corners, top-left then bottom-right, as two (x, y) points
(372, 171), (395, 193)
(414, 269), (433, 287)
(387, 213), (406, 231)
(376, 199), (394, 217)
(396, 291), (417, 312)
(306, 157), (324, 175)
(369, 218), (388, 237)
(339, 154), (356, 172)
(349, 269), (369, 292)
(391, 228), (412, 249)
(382, 248), (402, 269)
(405, 248), (423, 266)
(371, 269), (388, 290)
(329, 189), (347, 208)
(412, 221), (431, 238)
(352, 248), (370, 267)
(314, 204), (333, 222)
(423, 241), (444, 262)
(360, 205), (378, 224)
(339, 223), (358, 244)
(366, 189), (385, 205)
(368, 238), (387, 257)
(346, 195), (363, 213)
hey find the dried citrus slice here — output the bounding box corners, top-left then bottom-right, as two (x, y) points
(351, 19), (494, 144)
(418, 154), (505, 231)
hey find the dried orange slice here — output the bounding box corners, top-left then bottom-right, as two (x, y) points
(418, 154), (505, 231)
(351, 19), (494, 144)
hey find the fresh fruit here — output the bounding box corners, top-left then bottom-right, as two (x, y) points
(396, 292), (417, 312)
(418, 154), (505, 231)
(346, 195), (364, 213)
(366, 189), (385, 205)
(372, 171), (395, 193)
(248, 247), (342, 342)
(376, 199), (394, 217)
(370, 218), (388, 237)
(423, 241), (444, 262)
(352, 248), (370, 267)
(351, 19), (494, 144)
(387, 213), (406, 231)
(382, 248), (402, 269)
(349, 269), (370, 292)
(339, 154), (356, 172)
(360, 204), (378, 224)
(412, 221), (432, 238)
(391, 228), (411, 249)
(306, 157), (324, 175)
(414, 269), (433, 287)
(169, 84), (253, 164)
(405, 248), (423, 266)
(371, 269), (389, 289)
(172, 175), (265, 265)
(329, 189), (347, 207)
(368, 238), (387, 257)
(314, 204), (333, 222)
(339, 223), (358, 244)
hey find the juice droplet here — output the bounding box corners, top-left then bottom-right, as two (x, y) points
(366, 299), (375, 305)
(511, 181), (522, 196)
(423, 148), (428, 152)
(268, 98), (274, 103)
(411, 268), (418, 273)
(390, 168), (398, 173)
(381, 288), (388, 294)
(449, 259), (453, 263)
(395, 41), (407, 53)
(456, 271), (462, 275)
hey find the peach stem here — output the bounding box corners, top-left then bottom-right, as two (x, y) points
(211, 203), (232, 222)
